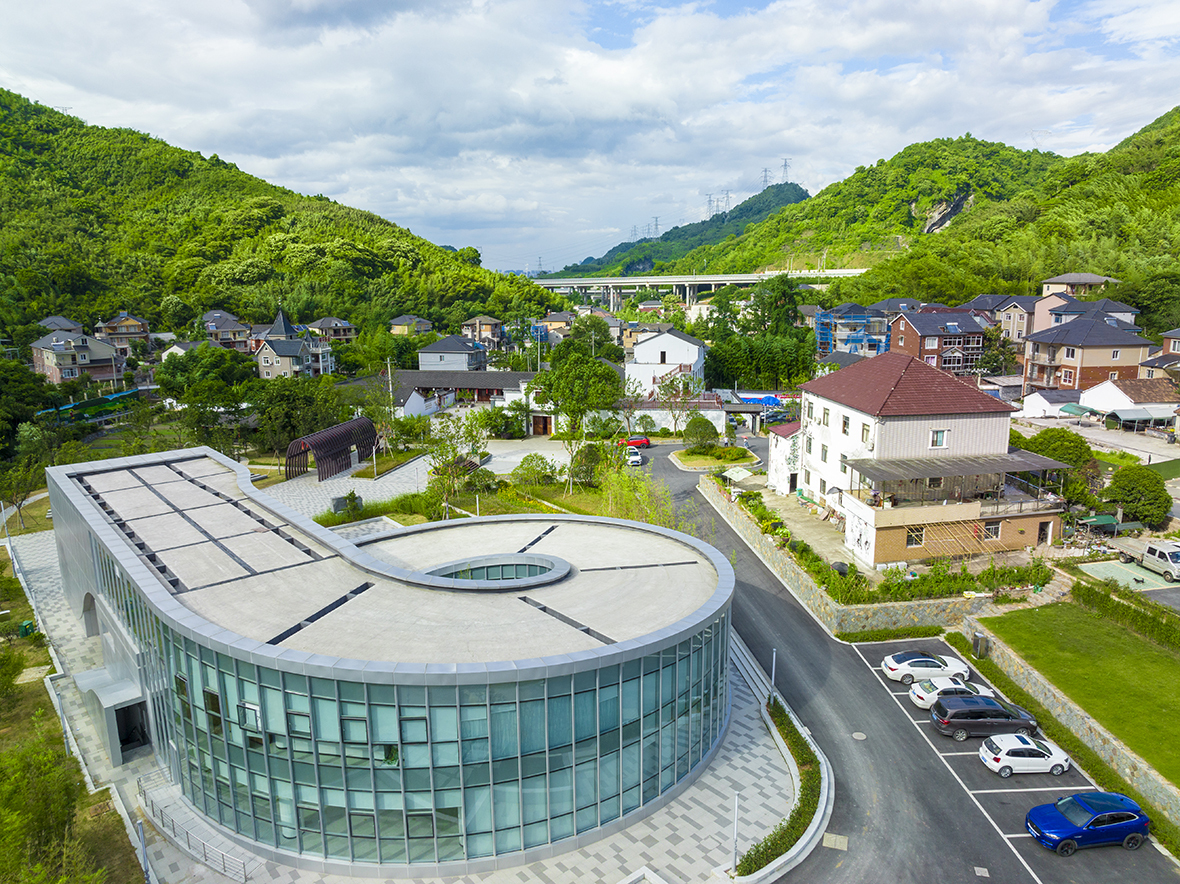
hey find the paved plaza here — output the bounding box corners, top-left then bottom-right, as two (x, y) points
(9, 512), (799, 884)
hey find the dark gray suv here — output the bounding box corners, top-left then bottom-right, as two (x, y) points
(930, 695), (1038, 741)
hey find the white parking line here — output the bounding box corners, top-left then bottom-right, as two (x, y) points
(1005, 833), (1034, 839)
(855, 644), (1046, 884)
(940, 751), (981, 756)
(972, 786), (1094, 795)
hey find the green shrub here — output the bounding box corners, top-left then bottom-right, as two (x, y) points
(836, 625), (944, 643)
(657, 427), (672, 437)
(736, 695), (821, 874)
(464, 467), (502, 494)
(683, 415), (719, 449)
(946, 631), (1180, 853)
(511, 453), (559, 487)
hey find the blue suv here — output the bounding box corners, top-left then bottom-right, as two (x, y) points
(1026, 791), (1150, 856)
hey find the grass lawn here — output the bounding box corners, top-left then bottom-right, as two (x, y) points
(1094, 450), (1141, 469)
(981, 602), (1180, 786)
(450, 492), (557, 517)
(671, 448), (756, 468)
(352, 449), (426, 479)
(523, 485), (608, 516)
(1148, 459), (1180, 481)
(4, 492), (52, 537)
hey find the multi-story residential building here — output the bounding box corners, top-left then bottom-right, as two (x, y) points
(460, 315), (505, 349)
(814, 303), (891, 356)
(625, 329), (706, 395)
(95, 311), (150, 357)
(959, 295), (1039, 342)
(1139, 327), (1180, 381)
(887, 312), (989, 376)
(389, 314), (433, 336)
(1044, 296), (1139, 329)
(417, 335), (488, 371)
(253, 310), (334, 378)
(793, 352), (1065, 566)
(305, 316), (358, 345)
(538, 311), (577, 332)
(1022, 319), (1154, 394)
(30, 332), (124, 383)
(203, 310), (252, 351)
(1041, 272), (1120, 298)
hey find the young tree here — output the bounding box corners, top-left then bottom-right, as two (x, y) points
(427, 414), (486, 512)
(251, 376), (348, 464)
(0, 458), (43, 530)
(528, 354), (624, 491)
(655, 374), (705, 436)
(975, 325), (1019, 376)
(617, 377), (648, 436)
(682, 414), (719, 451)
(1103, 465), (1173, 528)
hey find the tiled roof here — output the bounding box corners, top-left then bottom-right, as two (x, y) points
(39, 315), (83, 331)
(420, 334), (480, 353)
(393, 369), (535, 391)
(391, 314), (428, 325)
(1024, 319), (1151, 348)
(260, 339), (307, 357)
(308, 316), (354, 330)
(267, 309), (298, 339)
(769, 421), (801, 439)
(1108, 378), (1180, 404)
(894, 312), (989, 335)
(1043, 272), (1120, 285)
(1029, 389), (1081, 404)
(798, 351), (1014, 416)
(1140, 353), (1180, 369)
(819, 351), (866, 367)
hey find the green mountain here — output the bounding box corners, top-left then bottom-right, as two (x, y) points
(664, 135), (1063, 275)
(543, 181), (810, 277)
(663, 108), (1180, 334)
(0, 89), (562, 348)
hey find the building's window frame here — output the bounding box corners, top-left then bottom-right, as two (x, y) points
(930, 428), (948, 449)
(983, 520), (1001, 539)
(906, 526), (924, 548)
(842, 416), (850, 436)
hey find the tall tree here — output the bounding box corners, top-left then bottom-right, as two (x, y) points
(528, 353), (623, 490)
(655, 374), (705, 436)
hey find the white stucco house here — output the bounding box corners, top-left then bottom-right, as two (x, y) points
(625, 330), (707, 396)
(1079, 377), (1180, 429)
(766, 421), (802, 495)
(795, 352), (1066, 567)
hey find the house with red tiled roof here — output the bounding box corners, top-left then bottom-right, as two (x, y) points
(795, 352), (1066, 566)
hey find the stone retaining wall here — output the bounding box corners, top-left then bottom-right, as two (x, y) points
(699, 477), (991, 634)
(962, 617), (1180, 828)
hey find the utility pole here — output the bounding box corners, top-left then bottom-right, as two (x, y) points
(781, 157), (792, 183)
(761, 168), (771, 188)
(386, 357), (394, 415)
(538, 257), (543, 274)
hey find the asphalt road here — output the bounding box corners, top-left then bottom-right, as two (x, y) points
(648, 437), (1180, 884)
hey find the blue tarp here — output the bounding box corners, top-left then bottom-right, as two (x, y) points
(742, 396), (781, 406)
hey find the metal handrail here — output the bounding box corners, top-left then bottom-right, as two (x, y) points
(137, 779), (247, 882)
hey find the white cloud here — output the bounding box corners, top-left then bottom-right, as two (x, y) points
(0, 0), (1176, 271)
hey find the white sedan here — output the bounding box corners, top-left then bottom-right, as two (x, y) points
(625, 448), (643, 466)
(908, 676), (996, 710)
(979, 733), (1071, 777)
(881, 650), (970, 685)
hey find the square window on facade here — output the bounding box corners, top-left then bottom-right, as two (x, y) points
(1061, 369), (1074, 385)
(983, 521), (1001, 539)
(1109, 371), (1118, 380)
(906, 526), (924, 547)
(1112, 349), (1120, 360)
(930, 429), (947, 448)
(1065, 347), (1076, 359)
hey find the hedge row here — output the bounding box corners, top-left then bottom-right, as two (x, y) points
(946, 631), (1179, 853)
(835, 625), (944, 643)
(735, 696), (822, 875)
(1071, 580), (1180, 654)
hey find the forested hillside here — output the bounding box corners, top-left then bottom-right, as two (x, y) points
(545, 181), (810, 277)
(665, 135), (1062, 275)
(663, 107), (1180, 333)
(0, 89), (562, 349)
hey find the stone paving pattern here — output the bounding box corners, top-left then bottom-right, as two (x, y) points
(10, 506), (795, 884)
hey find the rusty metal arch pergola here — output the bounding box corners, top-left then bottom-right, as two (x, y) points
(285, 416), (378, 482)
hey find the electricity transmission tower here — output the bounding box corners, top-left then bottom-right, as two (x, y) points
(652, 217), (659, 237)
(762, 168), (772, 188)
(706, 194), (713, 217)
(631, 225), (639, 241)
(781, 158), (792, 183)
(722, 191), (730, 213)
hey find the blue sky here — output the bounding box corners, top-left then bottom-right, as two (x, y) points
(1, 0), (1177, 272)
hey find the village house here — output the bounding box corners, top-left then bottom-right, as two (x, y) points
(887, 312), (989, 376)
(793, 352), (1065, 567)
(1022, 318), (1154, 395)
(30, 332), (125, 384)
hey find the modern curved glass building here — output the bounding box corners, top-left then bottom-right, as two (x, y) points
(47, 448), (734, 876)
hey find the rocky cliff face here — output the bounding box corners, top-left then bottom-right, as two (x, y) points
(916, 189), (975, 233)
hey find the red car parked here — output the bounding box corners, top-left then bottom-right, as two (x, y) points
(618, 435), (651, 448)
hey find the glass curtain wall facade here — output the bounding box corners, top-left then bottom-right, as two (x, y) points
(90, 540), (730, 867)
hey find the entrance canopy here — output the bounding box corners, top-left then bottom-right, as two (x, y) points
(285, 416), (377, 481)
(842, 451), (1068, 483)
(1109, 405), (1177, 422)
(1060, 403), (1102, 417)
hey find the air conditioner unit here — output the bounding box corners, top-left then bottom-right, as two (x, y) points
(866, 440), (874, 451)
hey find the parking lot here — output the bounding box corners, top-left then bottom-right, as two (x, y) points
(855, 638), (1180, 884)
